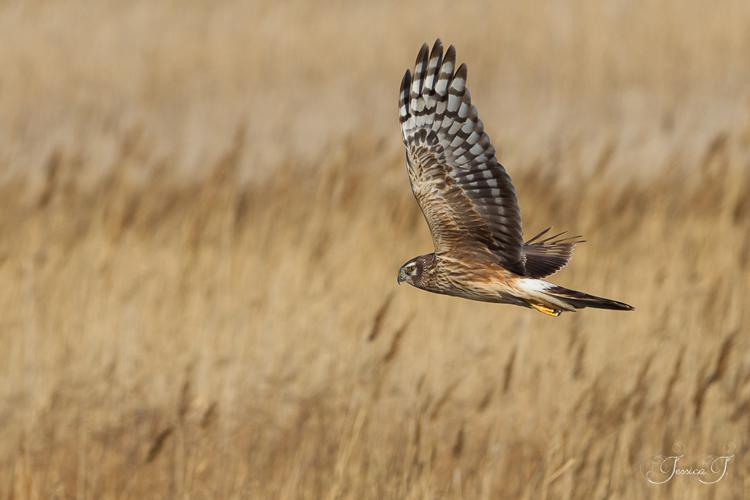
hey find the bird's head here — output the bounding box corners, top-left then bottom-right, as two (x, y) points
(397, 255), (426, 286)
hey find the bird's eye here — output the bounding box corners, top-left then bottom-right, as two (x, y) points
(407, 264), (417, 275)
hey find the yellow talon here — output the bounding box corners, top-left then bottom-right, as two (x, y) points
(531, 304), (561, 317)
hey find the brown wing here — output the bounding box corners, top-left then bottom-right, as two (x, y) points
(522, 228), (585, 278)
(399, 40), (524, 274)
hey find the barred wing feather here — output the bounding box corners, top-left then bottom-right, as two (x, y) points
(399, 40), (525, 274)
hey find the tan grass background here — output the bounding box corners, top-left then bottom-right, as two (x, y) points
(1, 1), (749, 498)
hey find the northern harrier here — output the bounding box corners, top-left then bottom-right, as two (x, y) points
(397, 40), (633, 316)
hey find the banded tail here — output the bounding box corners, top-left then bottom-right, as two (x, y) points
(519, 279), (633, 317)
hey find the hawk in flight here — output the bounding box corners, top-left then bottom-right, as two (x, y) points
(397, 40), (633, 316)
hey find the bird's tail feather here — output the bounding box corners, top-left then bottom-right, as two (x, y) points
(520, 280), (634, 316)
(544, 285), (634, 312)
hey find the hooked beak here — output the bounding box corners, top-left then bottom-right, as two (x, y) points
(397, 272), (404, 285)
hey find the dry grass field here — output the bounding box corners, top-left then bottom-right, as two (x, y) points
(1, 1), (750, 499)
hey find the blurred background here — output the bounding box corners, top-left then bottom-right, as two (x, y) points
(1, 1), (749, 498)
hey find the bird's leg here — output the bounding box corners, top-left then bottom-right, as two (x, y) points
(530, 304), (561, 317)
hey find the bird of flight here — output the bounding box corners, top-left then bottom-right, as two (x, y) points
(396, 40), (633, 316)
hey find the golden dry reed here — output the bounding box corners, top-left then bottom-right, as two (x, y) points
(1, 1), (749, 499)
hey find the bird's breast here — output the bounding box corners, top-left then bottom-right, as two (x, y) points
(430, 254), (517, 298)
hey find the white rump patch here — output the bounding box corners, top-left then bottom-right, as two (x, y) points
(520, 279), (553, 292)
